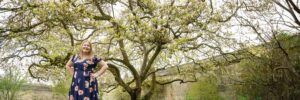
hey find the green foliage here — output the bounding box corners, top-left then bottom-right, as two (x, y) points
(185, 75), (221, 100)
(234, 59), (271, 99)
(51, 74), (72, 99)
(111, 87), (131, 100)
(51, 80), (69, 95)
(0, 67), (27, 100)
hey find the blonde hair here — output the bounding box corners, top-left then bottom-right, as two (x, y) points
(78, 41), (94, 59)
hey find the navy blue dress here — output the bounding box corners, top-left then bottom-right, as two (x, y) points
(68, 55), (101, 100)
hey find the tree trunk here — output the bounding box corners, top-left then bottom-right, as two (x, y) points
(130, 88), (142, 100)
(143, 73), (156, 100)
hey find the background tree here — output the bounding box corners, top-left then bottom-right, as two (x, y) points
(228, 0), (300, 99)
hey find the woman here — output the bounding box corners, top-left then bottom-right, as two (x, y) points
(65, 41), (108, 100)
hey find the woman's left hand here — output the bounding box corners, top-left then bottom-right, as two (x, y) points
(91, 72), (100, 79)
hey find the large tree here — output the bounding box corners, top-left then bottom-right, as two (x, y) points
(0, 0), (240, 99)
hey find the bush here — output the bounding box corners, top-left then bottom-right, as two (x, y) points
(185, 75), (221, 100)
(0, 67), (27, 100)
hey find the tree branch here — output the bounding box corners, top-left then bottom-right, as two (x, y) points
(141, 45), (162, 81)
(155, 79), (197, 85)
(107, 63), (133, 94)
(60, 20), (74, 46)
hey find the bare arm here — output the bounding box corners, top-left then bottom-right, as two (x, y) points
(65, 56), (74, 75)
(93, 60), (109, 78)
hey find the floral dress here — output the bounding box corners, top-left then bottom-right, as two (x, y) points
(68, 55), (101, 100)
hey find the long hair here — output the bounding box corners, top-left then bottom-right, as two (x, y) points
(78, 41), (94, 60)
